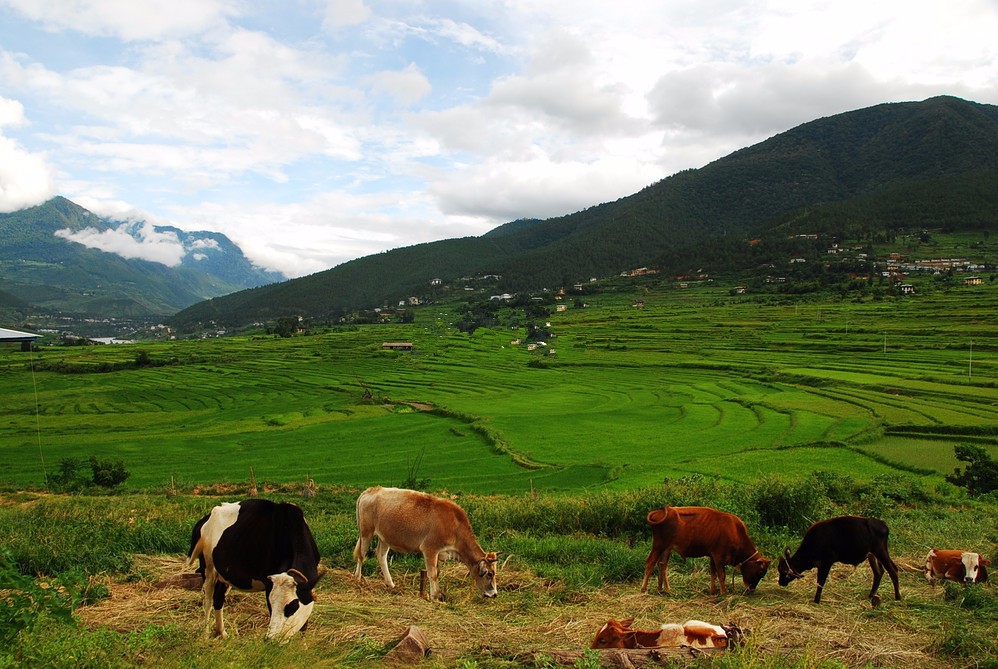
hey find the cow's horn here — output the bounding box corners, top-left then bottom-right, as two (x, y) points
(784, 548), (792, 559)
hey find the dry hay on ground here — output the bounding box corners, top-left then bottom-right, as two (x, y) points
(76, 554), (954, 668)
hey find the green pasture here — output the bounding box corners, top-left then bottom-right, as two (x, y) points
(2, 282), (998, 493)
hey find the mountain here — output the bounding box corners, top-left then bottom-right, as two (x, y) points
(170, 95), (998, 329)
(0, 197), (283, 320)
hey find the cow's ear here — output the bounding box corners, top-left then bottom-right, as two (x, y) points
(784, 548), (792, 559)
(619, 617), (635, 628)
(486, 552), (499, 563)
(982, 557), (992, 567)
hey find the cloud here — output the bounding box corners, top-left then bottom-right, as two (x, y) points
(427, 152), (661, 222)
(3, 1), (998, 280)
(54, 221), (187, 266)
(323, 0), (371, 29)
(0, 0), (237, 41)
(0, 96), (56, 212)
(367, 63), (432, 106)
(0, 30), (364, 189)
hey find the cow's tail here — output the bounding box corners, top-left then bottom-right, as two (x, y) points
(647, 506), (671, 526)
(188, 535), (205, 570)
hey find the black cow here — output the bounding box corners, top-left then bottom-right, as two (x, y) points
(777, 515), (900, 604)
(189, 499), (322, 641)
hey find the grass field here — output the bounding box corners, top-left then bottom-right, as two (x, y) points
(3, 280), (997, 493)
(3, 280), (998, 667)
(1, 485), (997, 668)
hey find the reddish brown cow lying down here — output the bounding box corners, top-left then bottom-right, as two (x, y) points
(591, 618), (740, 650)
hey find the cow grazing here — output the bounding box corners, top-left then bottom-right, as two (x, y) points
(924, 549), (990, 585)
(777, 515), (900, 604)
(640, 506), (771, 595)
(591, 618), (737, 650)
(353, 486), (498, 601)
(189, 499), (323, 642)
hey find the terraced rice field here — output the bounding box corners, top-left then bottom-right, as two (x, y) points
(2, 281), (997, 492)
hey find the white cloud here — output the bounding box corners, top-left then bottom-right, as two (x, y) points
(54, 222), (186, 266)
(323, 0), (371, 29)
(428, 150), (661, 221)
(2, 1), (998, 278)
(367, 63), (432, 106)
(0, 0), (237, 41)
(0, 96), (56, 212)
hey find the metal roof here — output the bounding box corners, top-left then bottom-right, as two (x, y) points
(0, 327), (41, 341)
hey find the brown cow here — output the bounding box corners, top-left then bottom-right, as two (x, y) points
(924, 549), (990, 585)
(640, 506), (770, 595)
(353, 486), (498, 601)
(591, 618), (738, 649)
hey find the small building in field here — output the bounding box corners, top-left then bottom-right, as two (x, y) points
(381, 342), (414, 351)
(0, 327), (41, 352)
(965, 276), (984, 286)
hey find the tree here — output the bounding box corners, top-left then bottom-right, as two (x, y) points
(89, 456), (130, 488)
(946, 445), (998, 495)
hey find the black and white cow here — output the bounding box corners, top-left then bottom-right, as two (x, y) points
(189, 499), (322, 641)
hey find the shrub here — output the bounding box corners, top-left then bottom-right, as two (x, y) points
(89, 457), (130, 488)
(744, 475), (831, 533)
(49, 458), (89, 493)
(0, 548), (81, 648)
(946, 444), (998, 495)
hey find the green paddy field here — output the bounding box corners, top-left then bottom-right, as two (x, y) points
(2, 282), (996, 493)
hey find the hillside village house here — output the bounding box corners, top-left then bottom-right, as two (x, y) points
(381, 342), (413, 351)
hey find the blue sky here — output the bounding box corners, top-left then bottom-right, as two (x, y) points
(2, 0), (997, 278)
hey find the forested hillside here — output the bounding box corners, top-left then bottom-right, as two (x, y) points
(0, 197), (282, 320)
(170, 96), (998, 330)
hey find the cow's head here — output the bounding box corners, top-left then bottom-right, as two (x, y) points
(472, 552), (499, 598)
(591, 618), (636, 649)
(777, 549), (802, 587)
(961, 553), (989, 584)
(265, 569), (320, 642)
(741, 555), (771, 592)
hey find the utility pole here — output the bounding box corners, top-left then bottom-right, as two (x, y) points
(969, 340), (974, 379)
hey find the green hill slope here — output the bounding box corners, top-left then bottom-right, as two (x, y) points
(0, 197), (282, 319)
(170, 96), (998, 329)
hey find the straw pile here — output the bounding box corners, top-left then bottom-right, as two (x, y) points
(76, 554), (955, 668)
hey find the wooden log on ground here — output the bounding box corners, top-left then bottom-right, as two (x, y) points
(529, 646), (727, 667)
(154, 573), (204, 590)
(384, 625), (430, 664)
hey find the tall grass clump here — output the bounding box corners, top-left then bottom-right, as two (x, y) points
(739, 474), (834, 534)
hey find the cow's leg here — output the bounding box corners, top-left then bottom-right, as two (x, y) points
(423, 549), (441, 601)
(874, 548), (901, 600)
(866, 553), (885, 600)
(711, 557), (728, 596)
(201, 567), (219, 635)
(375, 539), (395, 589)
(212, 580), (229, 638)
(660, 551), (673, 593)
(813, 562), (832, 604)
(353, 533), (372, 579)
(641, 546), (662, 593)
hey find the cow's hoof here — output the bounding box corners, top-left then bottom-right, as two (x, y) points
(870, 594), (881, 608)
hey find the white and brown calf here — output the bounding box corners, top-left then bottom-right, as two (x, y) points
(924, 549), (990, 585)
(353, 486), (498, 601)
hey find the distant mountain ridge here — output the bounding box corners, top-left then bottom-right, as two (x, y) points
(0, 197), (283, 320)
(168, 95), (998, 330)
